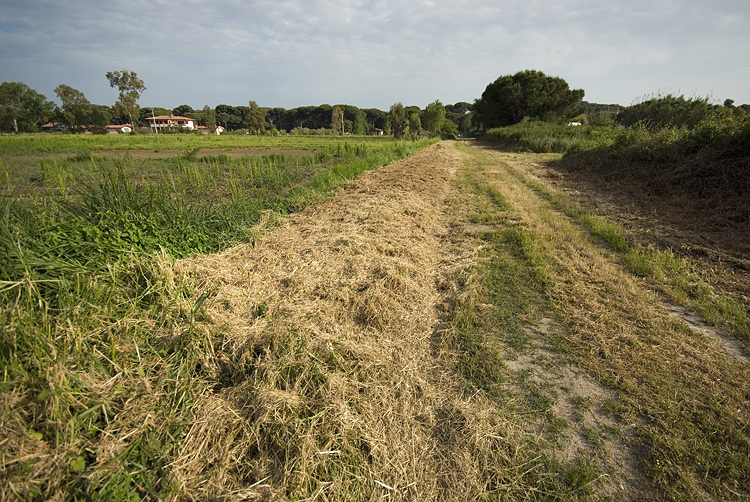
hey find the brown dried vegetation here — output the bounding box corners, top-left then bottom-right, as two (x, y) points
(168, 144), (532, 500)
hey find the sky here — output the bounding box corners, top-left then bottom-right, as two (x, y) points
(1, 0), (749, 111)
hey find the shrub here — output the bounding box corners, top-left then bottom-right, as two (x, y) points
(616, 94), (729, 130)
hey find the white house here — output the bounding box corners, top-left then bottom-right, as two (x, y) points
(197, 125), (225, 135)
(146, 115), (196, 132)
(107, 124), (133, 134)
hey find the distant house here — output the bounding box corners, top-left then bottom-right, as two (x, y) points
(146, 115), (196, 132)
(41, 122), (66, 132)
(371, 128), (384, 136)
(107, 124), (132, 134)
(197, 125), (225, 135)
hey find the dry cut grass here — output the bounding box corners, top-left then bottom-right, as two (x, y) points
(168, 143), (532, 500)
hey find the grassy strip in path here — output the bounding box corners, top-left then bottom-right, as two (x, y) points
(455, 142), (750, 501)
(446, 147), (614, 499)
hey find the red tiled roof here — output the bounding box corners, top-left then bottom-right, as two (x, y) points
(147, 115), (193, 121)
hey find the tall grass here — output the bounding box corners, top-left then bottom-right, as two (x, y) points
(484, 113), (750, 158)
(1, 138), (436, 283)
(0, 132), (401, 155)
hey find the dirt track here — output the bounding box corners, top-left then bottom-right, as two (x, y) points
(169, 141), (749, 501)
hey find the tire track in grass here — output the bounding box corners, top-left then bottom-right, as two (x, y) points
(455, 142), (649, 500)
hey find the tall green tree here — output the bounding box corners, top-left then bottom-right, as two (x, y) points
(172, 104), (194, 117)
(54, 84), (91, 133)
(353, 109), (367, 135)
(203, 105), (217, 132)
(266, 107), (287, 131)
(245, 100), (266, 134)
(446, 102), (472, 115)
(215, 104), (235, 129)
(446, 102), (472, 135)
(422, 99), (446, 134)
(408, 112), (422, 137)
(88, 104), (113, 134)
(440, 119), (459, 139)
(331, 106), (344, 135)
(389, 102), (406, 138)
(473, 70), (584, 129)
(0, 82), (54, 133)
(363, 108), (387, 131)
(106, 70), (146, 131)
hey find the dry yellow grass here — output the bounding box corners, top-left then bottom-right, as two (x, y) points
(169, 143), (532, 500)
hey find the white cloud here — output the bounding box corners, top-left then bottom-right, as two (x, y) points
(1, 0), (749, 108)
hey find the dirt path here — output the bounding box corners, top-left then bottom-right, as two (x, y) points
(461, 143), (750, 501)
(168, 141), (749, 501)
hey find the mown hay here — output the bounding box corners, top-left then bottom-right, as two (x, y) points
(169, 144), (525, 500)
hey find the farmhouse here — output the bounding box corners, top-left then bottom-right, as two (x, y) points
(107, 124), (132, 134)
(41, 122), (66, 132)
(146, 115), (196, 132)
(197, 125), (225, 135)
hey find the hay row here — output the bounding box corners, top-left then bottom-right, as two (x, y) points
(170, 143), (526, 500)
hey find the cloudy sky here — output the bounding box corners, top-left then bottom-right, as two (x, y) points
(2, 0), (749, 110)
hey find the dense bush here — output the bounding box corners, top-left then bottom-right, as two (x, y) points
(551, 113), (750, 225)
(482, 105), (750, 159)
(616, 94), (730, 130)
(290, 126), (336, 136)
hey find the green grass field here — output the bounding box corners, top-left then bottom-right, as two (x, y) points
(1, 134), (436, 280)
(3, 134), (748, 501)
(0, 132), (395, 155)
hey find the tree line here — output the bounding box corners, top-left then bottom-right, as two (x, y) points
(2, 68), (747, 136)
(0, 69), (472, 137)
(140, 100), (471, 138)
